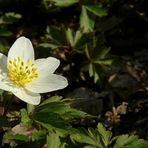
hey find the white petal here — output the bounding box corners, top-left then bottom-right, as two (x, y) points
(8, 36), (34, 62)
(0, 81), (12, 91)
(0, 81), (40, 105)
(12, 88), (41, 105)
(35, 57), (60, 76)
(26, 74), (68, 93)
(0, 53), (7, 72)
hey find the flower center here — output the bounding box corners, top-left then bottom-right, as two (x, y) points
(7, 57), (38, 87)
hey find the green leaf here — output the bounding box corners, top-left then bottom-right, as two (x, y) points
(93, 59), (113, 65)
(94, 47), (111, 60)
(85, 4), (107, 17)
(85, 44), (90, 58)
(36, 102), (71, 114)
(32, 130), (47, 141)
(66, 28), (74, 46)
(62, 108), (89, 119)
(32, 112), (72, 136)
(50, 0), (78, 7)
(113, 135), (148, 148)
(4, 133), (29, 142)
(86, 45), (112, 83)
(35, 96), (69, 114)
(94, 70), (100, 83)
(88, 63), (94, 77)
(36, 102), (88, 119)
(73, 30), (83, 47)
(97, 123), (112, 147)
(70, 124), (112, 148)
(47, 131), (66, 148)
(46, 26), (67, 48)
(70, 128), (96, 145)
(74, 32), (92, 52)
(80, 6), (94, 33)
(0, 12), (22, 24)
(0, 116), (9, 127)
(38, 96), (63, 106)
(35, 96), (88, 119)
(39, 43), (60, 49)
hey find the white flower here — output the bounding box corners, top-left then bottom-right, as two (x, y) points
(0, 37), (68, 105)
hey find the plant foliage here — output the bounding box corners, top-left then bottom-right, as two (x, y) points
(0, 0), (148, 147)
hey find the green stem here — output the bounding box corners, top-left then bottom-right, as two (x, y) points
(27, 103), (35, 114)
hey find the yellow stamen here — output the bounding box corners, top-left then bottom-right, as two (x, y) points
(7, 57), (38, 87)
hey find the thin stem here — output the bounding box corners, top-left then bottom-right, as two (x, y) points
(27, 103), (35, 114)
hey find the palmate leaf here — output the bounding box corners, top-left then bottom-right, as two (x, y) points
(47, 26), (65, 42)
(70, 128), (96, 146)
(113, 135), (148, 148)
(66, 28), (92, 52)
(88, 61), (110, 83)
(71, 123), (111, 147)
(73, 31), (92, 53)
(46, 26), (68, 49)
(41, 26), (92, 52)
(32, 112), (72, 136)
(92, 47), (113, 76)
(97, 123), (112, 147)
(35, 96), (88, 118)
(33, 96), (90, 137)
(33, 96), (89, 135)
(71, 123), (148, 148)
(47, 131), (66, 148)
(86, 45), (113, 83)
(93, 47), (111, 60)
